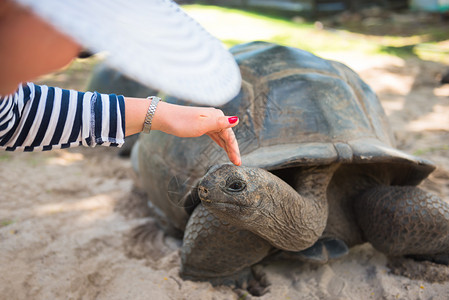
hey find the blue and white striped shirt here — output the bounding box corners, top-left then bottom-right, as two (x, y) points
(0, 83), (125, 151)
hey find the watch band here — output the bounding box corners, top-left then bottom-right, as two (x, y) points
(142, 96), (161, 133)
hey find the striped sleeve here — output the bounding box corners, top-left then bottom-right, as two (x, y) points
(0, 83), (126, 151)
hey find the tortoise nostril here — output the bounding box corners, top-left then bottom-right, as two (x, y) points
(198, 186), (209, 200)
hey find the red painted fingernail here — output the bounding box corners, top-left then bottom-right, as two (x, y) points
(228, 116), (238, 124)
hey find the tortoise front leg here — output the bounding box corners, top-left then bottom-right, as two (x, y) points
(354, 186), (449, 263)
(180, 204), (272, 287)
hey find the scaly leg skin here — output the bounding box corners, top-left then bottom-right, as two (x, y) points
(180, 204), (272, 291)
(354, 185), (449, 264)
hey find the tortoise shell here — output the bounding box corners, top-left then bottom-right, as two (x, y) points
(136, 41), (435, 230)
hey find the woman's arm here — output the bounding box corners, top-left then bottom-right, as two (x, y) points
(1, 83), (241, 165)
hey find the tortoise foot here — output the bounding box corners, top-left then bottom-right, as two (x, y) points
(236, 266), (270, 297)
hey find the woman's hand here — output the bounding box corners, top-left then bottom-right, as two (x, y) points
(153, 102), (241, 166)
(125, 98), (241, 166)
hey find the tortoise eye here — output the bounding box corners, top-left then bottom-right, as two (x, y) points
(225, 180), (246, 193)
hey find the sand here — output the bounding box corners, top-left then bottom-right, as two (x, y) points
(1, 54), (449, 299)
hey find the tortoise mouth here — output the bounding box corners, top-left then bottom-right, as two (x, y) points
(201, 198), (259, 221)
(202, 200), (253, 210)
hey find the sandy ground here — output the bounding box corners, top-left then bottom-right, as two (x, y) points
(1, 52), (449, 299)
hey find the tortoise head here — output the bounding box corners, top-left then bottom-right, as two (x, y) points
(197, 164), (331, 251)
(198, 164), (273, 222)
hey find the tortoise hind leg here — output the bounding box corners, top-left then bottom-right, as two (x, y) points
(354, 186), (449, 264)
(180, 204), (272, 292)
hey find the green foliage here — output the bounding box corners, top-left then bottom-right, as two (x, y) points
(183, 4), (449, 63)
(184, 5), (372, 52)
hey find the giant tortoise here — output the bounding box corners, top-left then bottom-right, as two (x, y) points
(131, 41), (449, 286)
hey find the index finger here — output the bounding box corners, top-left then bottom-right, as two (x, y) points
(222, 127), (241, 166)
(208, 128), (241, 166)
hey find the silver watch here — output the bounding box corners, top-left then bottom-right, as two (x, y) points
(142, 96), (161, 133)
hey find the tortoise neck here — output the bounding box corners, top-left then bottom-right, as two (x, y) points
(248, 165), (336, 251)
(294, 165), (337, 206)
